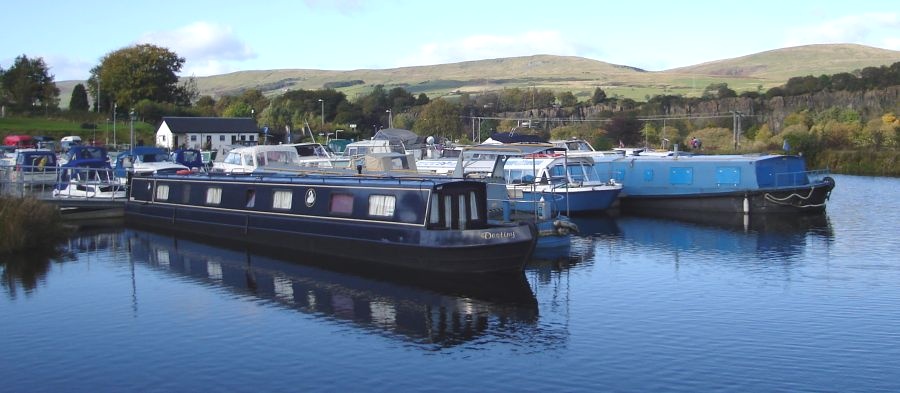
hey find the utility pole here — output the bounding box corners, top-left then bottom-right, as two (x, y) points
(731, 111), (743, 150)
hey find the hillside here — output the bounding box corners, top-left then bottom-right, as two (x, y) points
(56, 44), (900, 107)
(666, 44), (900, 81)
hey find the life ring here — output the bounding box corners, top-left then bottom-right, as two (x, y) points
(176, 169), (192, 175)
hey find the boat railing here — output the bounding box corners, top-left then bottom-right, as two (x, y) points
(0, 162), (59, 197)
(54, 166), (128, 200)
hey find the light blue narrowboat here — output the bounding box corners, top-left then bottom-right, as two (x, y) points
(595, 153), (835, 214)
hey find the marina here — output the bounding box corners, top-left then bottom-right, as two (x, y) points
(2, 174), (898, 392)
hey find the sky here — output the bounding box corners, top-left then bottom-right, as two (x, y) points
(2, 0), (898, 81)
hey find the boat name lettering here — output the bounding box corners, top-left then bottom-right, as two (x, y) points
(482, 231), (517, 240)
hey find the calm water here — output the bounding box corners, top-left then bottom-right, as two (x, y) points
(2, 174), (899, 392)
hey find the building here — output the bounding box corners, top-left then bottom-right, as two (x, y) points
(156, 117), (259, 154)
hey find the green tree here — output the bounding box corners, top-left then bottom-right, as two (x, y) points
(702, 83), (736, 99)
(591, 87), (607, 104)
(413, 98), (461, 139)
(0, 54), (59, 113)
(223, 101), (253, 118)
(88, 44), (196, 112)
(193, 95), (217, 116)
(558, 91), (578, 107)
(69, 83), (90, 112)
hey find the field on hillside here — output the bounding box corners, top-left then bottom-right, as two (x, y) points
(53, 44), (900, 108)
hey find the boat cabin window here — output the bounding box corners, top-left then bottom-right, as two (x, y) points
(245, 189), (256, 208)
(368, 195), (396, 217)
(156, 184), (170, 201)
(273, 190), (292, 210)
(206, 187), (222, 205)
(330, 193), (354, 215)
(223, 152), (242, 165)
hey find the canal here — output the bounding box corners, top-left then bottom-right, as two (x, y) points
(2, 174), (899, 392)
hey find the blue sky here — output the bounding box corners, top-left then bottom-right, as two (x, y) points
(2, 0), (898, 81)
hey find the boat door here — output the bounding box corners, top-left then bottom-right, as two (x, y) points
(428, 182), (487, 230)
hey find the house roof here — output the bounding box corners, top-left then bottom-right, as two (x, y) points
(160, 117), (258, 134)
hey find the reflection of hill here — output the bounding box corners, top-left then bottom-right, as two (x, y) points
(125, 229), (544, 348)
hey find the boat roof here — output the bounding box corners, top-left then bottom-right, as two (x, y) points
(460, 143), (559, 157)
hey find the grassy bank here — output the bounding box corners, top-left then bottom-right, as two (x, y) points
(0, 196), (72, 254)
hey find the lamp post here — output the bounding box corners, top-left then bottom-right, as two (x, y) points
(386, 109), (392, 129)
(129, 109), (136, 152)
(113, 103), (117, 148)
(318, 99), (324, 127)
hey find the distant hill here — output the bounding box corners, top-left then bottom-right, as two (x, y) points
(56, 44), (900, 108)
(666, 44), (900, 81)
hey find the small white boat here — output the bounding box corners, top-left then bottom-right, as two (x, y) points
(53, 159), (126, 199)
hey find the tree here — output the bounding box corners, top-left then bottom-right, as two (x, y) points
(69, 83), (90, 112)
(591, 87), (607, 104)
(702, 83), (736, 99)
(558, 91), (578, 107)
(0, 54), (59, 113)
(88, 44), (195, 112)
(222, 101), (253, 118)
(413, 98), (461, 139)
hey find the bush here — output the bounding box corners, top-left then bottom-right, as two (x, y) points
(0, 196), (71, 254)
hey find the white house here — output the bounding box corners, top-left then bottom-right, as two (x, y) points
(156, 117), (259, 155)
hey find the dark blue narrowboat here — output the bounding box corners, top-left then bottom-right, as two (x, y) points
(125, 172), (537, 273)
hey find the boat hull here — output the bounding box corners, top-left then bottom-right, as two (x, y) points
(620, 178), (835, 214)
(126, 199), (536, 274)
(521, 186), (622, 213)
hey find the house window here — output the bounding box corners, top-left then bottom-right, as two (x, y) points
(206, 187), (222, 205)
(273, 190), (292, 210)
(156, 184), (169, 201)
(219, 135), (225, 141)
(190, 135), (198, 141)
(368, 195), (396, 217)
(249, 135), (255, 142)
(240, 135), (246, 141)
(330, 193), (353, 215)
(161, 135), (167, 142)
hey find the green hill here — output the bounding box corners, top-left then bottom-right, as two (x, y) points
(56, 44), (900, 107)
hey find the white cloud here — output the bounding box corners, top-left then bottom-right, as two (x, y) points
(303, 0), (366, 13)
(137, 22), (257, 76)
(395, 30), (583, 67)
(883, 37), (900, 51)
(784, 12), (900, 47)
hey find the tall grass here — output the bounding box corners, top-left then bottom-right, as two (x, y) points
(0, 196), (72, 254)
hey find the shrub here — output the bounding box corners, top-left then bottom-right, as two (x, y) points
(0, 196), (71, 254)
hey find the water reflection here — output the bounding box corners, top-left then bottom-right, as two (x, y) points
(615, 210), (833, 259)
(1, 251), (58, 299)
(124, 229), (541, 348)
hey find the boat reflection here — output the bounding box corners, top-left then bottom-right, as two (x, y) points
(615, 210), (833, 258)
(124, 229), (542, 348)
